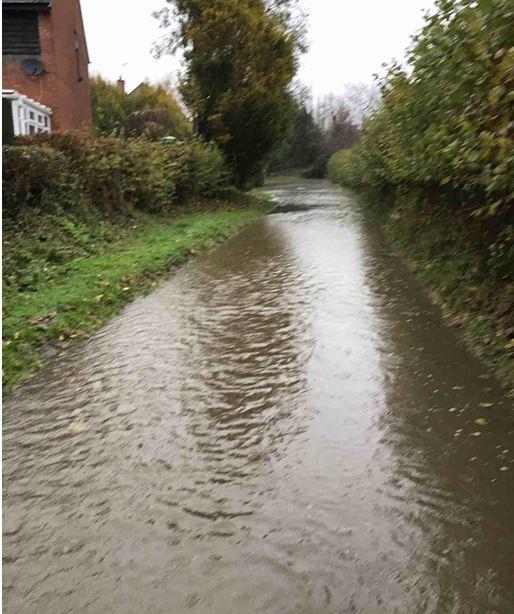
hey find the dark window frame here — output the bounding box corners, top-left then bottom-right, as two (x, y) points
(2, 10), (41, 56)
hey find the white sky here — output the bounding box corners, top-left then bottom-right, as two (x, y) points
(81, 0), (435, 96)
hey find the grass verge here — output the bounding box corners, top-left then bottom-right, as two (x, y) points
(3, 195), (272, 390)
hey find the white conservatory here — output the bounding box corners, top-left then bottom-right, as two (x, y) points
(2, 89), (52, 135)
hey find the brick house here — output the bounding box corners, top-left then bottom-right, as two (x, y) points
(2, 0), (93, 134)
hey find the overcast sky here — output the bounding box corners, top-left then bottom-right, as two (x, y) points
(81, 0), (435, 96)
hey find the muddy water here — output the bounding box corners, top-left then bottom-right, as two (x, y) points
(3, 179), (513, 613)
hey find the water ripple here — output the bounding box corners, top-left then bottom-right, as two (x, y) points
(3, 179), (513, 613)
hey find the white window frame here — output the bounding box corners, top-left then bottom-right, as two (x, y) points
(2, 89), (52, 135)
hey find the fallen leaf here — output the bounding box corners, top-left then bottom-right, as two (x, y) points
(68, 421), (87, 433)
(474, 418), (488, 426)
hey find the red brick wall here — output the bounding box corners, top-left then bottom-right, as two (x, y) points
(2, 0), (93, 132)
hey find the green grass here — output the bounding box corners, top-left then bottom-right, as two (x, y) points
(3, 201), (270, 390)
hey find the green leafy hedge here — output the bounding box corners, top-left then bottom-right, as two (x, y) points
(328, 0), (513, 384)
(329, 0), (513, 220)
(3, 133), (230, 217)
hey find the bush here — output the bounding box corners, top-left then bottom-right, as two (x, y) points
(90, 76), (191, 138)
(303, 153), (331, 179)
(2, 145), (82, 217)
(327, 150), (349, 184)
(329, 0), (513, 277)
(174, 139), (231, 200)
(331, 0), (514, 218)
(4, 133), (231, 217)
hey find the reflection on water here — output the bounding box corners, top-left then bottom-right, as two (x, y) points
(3, 179), (513, 613)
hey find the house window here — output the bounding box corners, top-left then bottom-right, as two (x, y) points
(25, 108), (48, 134)
(2, 11), (41, 56)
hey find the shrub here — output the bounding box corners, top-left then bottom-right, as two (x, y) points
(2, 145), (82, 217)
(90, 76), (191, 138)
(331, 0), (514, 220)
(122, 139), (182, 212)
(176, 139), (231, 199)
(327, 150), (349, 184)
(6, 133), (230, 217)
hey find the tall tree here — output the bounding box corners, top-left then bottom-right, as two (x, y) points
(90, 75), (126, 136)
(155, 0), (303, 187)
(267, 88), (324, 172)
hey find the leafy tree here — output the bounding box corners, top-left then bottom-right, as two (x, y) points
(90, 76), (190, 139)
(90, 75), (126, 136)
(124, 109), (177, 139)
(269, 83), (365, 177)
(268, 96), (324, 172)
(331, 0), (514, 217)
(124, 82), (190, 137)
(155, 0), (302, 187)
(302, 103), (360, 178)
(329, 0), (513, 283)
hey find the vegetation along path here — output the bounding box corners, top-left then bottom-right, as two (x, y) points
(4, 179), (513, 613)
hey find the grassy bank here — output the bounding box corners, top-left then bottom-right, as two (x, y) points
(354, 187), (513, 391)
(3, 195), (271, 390)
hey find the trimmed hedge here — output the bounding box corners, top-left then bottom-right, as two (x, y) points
(2, 146), (80, 217)
(329, 0), (514, 283)
(327, 0), (513, 385)
(3, 133), (230, 217)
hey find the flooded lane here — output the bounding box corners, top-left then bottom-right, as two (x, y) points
(3, 179), (513, 613)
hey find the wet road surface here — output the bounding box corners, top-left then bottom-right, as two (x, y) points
(3, 179), (513, 613)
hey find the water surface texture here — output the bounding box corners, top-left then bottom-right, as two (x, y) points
(4, 179), (513, 613)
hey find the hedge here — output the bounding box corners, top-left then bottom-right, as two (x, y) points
(3, 133), (230, 218)
(329, 0), (513, 220)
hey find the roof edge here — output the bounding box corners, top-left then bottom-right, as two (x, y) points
(2, 1), (52, 9)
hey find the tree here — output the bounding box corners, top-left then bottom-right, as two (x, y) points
(154, 0), (303, 187)
(124, 81), (190, 138)
(267, 88), (324, 172)
(90, 76), (190, 139)
(324, 104), (360, 154)
(313, 83), (380, 131)
(330, 0), (514, 216)
(124, 109), (178, 139)
(90, 75), (126, 136)
(339, 82), (381, 126)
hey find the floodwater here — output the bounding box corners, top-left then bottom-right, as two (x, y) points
(3, 179), (513, 613)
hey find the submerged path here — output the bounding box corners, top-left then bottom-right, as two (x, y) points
(3, 179), (513, 613)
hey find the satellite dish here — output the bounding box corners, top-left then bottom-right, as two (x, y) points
(21, 58), (44, 76)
